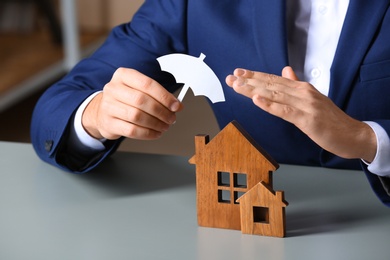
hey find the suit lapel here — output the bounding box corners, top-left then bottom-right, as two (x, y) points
(251, 0), (288, 74)
(330, 0), (390, 108)
(251, 0), (390, 108)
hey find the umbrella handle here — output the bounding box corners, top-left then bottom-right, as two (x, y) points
(177, 84), (190, 102)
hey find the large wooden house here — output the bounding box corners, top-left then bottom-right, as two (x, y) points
(189, 121), (287, 236)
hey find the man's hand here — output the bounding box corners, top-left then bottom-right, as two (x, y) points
(82, 68), (182, 140)
(226, 66), (377, 162)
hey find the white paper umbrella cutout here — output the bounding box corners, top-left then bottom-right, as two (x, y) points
(157, 53), (225, 103)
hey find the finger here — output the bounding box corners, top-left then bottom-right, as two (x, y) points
(228, 69), (298, 100)
(229, 74), (300, 105)
(103, 83), (176, 126)
(112, 68), (181, 112)
(226, 69), (256, 87)
(117, 85), (177, 125)
(252, 95), (306, 126)
(225, 74), (238, 87)
(104, 80), (178, 125)
(234, 68), (296, 87)
(103, 99), (171, 133)
(282, 66), (299, 81)
(99, 117), (164, 140)
(233, 68), (253, 77)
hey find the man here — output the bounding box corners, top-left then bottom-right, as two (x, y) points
(31, 0), (390, 206)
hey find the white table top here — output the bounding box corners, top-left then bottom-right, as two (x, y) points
(0, 141), (389, 260)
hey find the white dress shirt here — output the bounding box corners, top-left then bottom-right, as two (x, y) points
(287, 0), (349, 96)
(287, 0), (390, 177)
(69, 91), (106, 153)
(70, 0), (390, 176)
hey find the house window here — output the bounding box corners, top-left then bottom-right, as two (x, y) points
(253, 206), (269, 224)
(234, 191), (245, 204)
(234, 173), (247, 188)
(218, 172), (230, 203)
(218, 171), (230, 186)
(218, 190), (231, 203)
(217, 171), (248, 204)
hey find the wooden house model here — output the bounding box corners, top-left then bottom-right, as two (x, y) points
(236, 181), (288, 237)
(189, 121), (288, 237)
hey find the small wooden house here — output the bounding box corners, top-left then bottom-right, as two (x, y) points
(189, 121), (280, 231)
(236, 181), (288, 237)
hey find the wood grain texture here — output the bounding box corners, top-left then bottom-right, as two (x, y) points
(189, 121), (283, 233)
(237, 181), (288, 237)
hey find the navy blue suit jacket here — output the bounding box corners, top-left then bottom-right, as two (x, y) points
(31, 0), (390, 205)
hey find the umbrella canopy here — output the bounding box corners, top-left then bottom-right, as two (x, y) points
(157, 53), (225, 103)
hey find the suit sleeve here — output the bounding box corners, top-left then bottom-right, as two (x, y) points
(30, 0), (188, 173)
(362, 120), (390, 206)
(363, 165), (390, 207)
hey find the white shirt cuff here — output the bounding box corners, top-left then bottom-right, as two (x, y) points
(69, 92), (106, 154)
(363, 121), (390, 177)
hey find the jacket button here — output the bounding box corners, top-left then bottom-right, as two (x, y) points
(45, 140), (54, 152)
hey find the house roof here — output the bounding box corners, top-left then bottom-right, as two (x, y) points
(236, 181), (288, 206)
(189, 120), (279, 170)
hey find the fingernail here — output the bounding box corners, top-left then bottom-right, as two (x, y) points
(235, 69), (246, 76)
(170, 101), (180, 112)
(162, 124), (170, 132)
(167, 114), (177, 124)
(234, 77), (246, 87)
(227, 75), (237, 82)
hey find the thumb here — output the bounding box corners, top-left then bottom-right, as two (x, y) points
(282, 66), (299, 81)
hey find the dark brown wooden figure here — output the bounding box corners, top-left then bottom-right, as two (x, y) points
(189, 120), (287, 237)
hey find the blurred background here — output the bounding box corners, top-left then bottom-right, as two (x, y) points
(0, 0), (219, 157)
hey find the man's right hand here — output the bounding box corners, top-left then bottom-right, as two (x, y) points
(82, 68), (182, 140)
